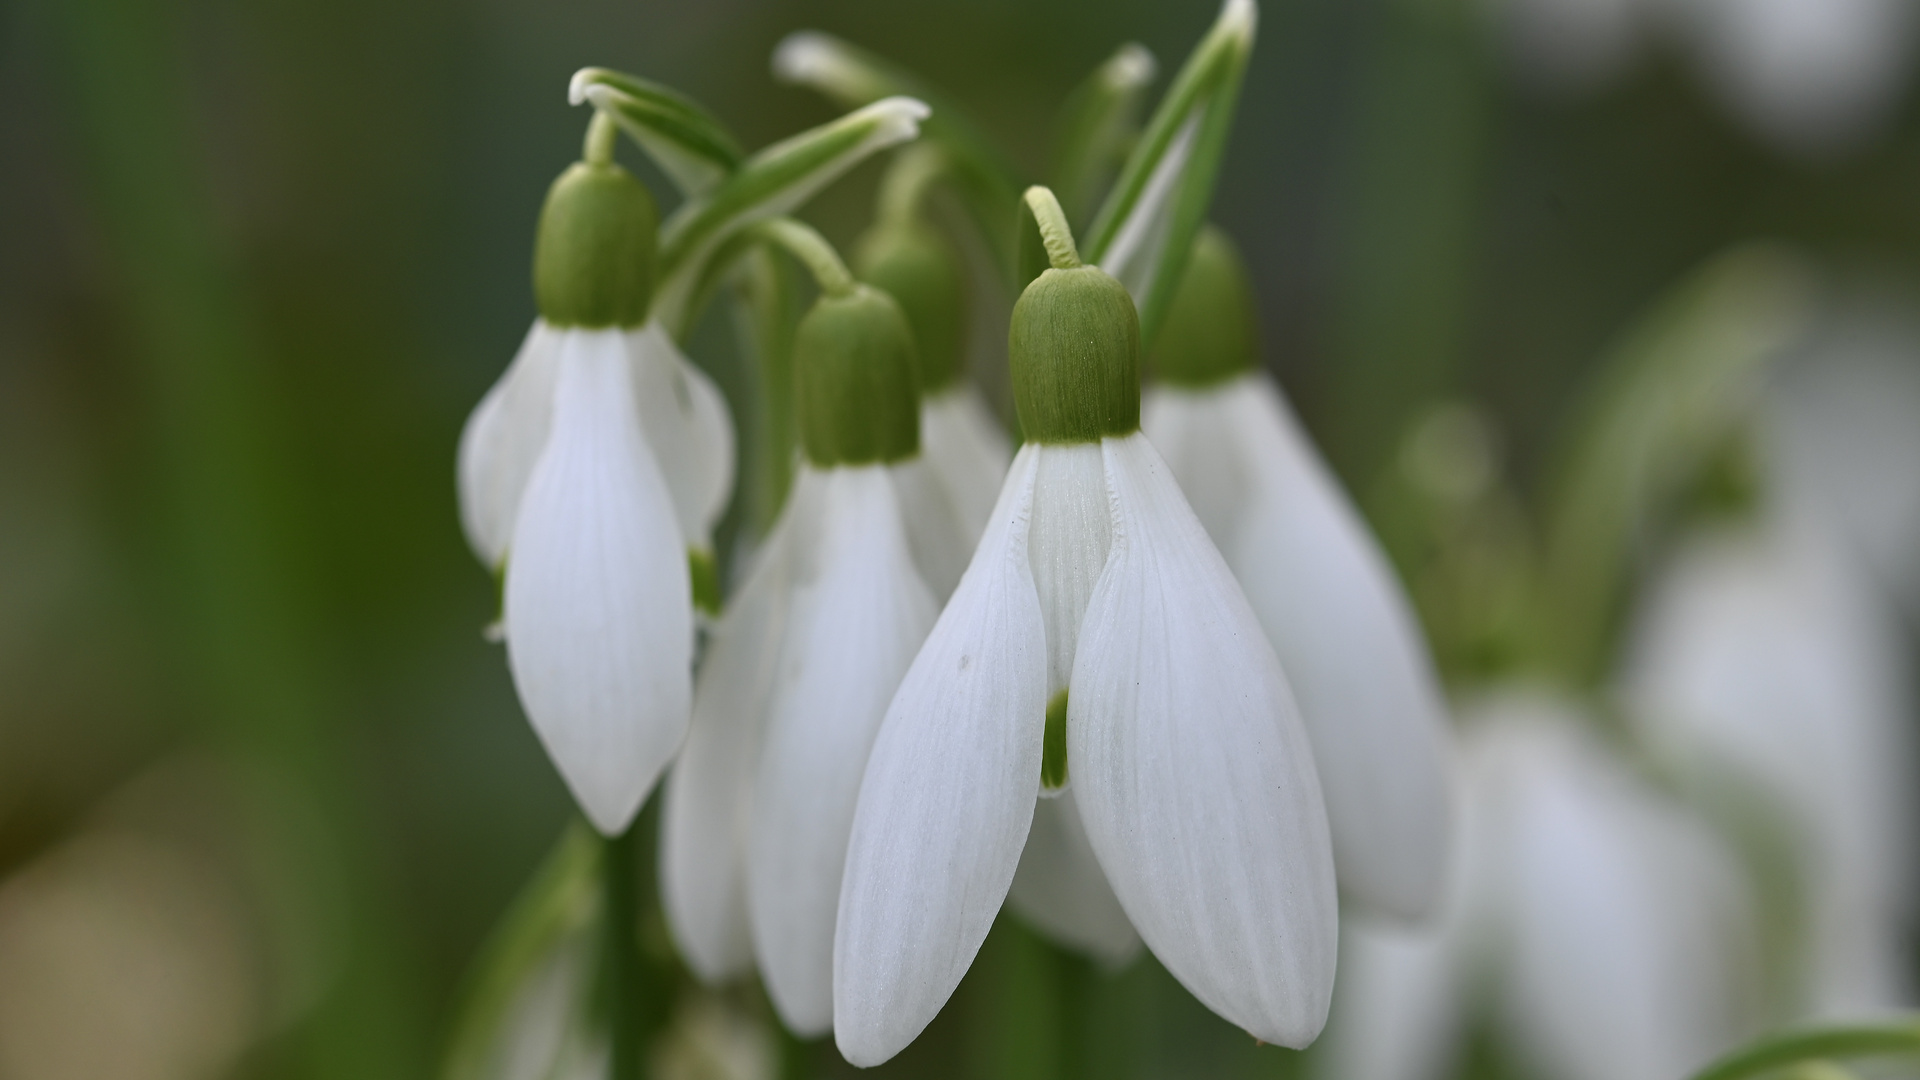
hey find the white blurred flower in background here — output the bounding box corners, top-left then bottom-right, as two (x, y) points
(1490, 0), (1918, 156)
(1318, 693), (1757, 1080)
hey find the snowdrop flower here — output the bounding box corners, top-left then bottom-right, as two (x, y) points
(832, 188), (1336, 1066)
(1620, 508), (1916, 1016)
(1666, 0), (1917, 157)
(1769, 308), (1920, 615)
(1319, 693), (1757, 1080)
(455, 115), (727, 835)
(854, 147), (1012, 596)
(659, 219), (940, 1036)
(1143, 226), (1453, 921)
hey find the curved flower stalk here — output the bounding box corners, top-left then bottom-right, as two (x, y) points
(1141, 226), (1453, 921)
(1318, 693), (1759, 1080)
(855, 146), (1012, 595)
(832, 189), (1336, 1066)
(442, 826), (607, 1080)
(454, 115), (697, 835)
(658, 220), (941, 1037)
(1619, 508), (1916, 1017)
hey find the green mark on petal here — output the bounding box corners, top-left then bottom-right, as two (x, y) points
(688, 548), (721, 616)
(1042, 689), (1069, 791)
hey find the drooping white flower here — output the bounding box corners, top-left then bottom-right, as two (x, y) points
(1620, 509), (1916, 1016)
(1142, 226), (1453, 922)
(832, 194), (1337, 1066)
(454, 150), (715, 836)
(1318, 693), (1758, 1080)
(658, 249), (941, 1037)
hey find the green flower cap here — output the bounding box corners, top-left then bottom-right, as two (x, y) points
(532, 159), (659, 329)
(1149, 224), (1257, 387)
(854, 222), (966, 393)
(1009, 187), (1140, 444)
(795, 284), (922, 466)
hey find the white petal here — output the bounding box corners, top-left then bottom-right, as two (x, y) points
(1028, 442), (1114, 697)
(921, 385), (1013, 541)
(1144, 374), (1454, 920)
(891, 387), (1013, 600)
(833, 447), (1049, 1067)
(1068, 432), (1338, 1047)
(1006, 791), (1142, 966)
(627, 321), (737, 550)
(458, 321), (562, 568)
(888, 456), (974, 602)
(659, 479), (816, 983)
(1620, 524), (1915, 1014)
(503, 328), (692, 836)
(747, 465), (939, 1035)
(1469, 714), (1757, 1080)
(1313, 922), (1463, 1080)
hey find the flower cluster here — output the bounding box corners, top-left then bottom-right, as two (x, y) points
(449, 0), (1467, 1072)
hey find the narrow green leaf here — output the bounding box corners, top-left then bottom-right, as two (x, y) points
(1084, 0), (1256, 341)
(441, 824), (605, 1080)
(1538, 245), (1816, 685)
(1050, 42), (1158, 227)
(1688, 1019), (1920, 1080)
(773, 31), (1026, 274)
(569, 67), (743, 197)
(651, 96), (929, 338)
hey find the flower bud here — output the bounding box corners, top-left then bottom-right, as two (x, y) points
(794, 284), (922, 467)
(853, 223), (966, 394)
(533, 161), (658, 328)
(1149, 225), (1257, 387)
(1010, 265), (1141, 443)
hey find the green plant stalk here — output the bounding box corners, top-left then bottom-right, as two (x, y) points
(755, 217), (857, 296)
(570, 66), (744, 196)
(1050, 43), (1157, 228)
(1082, 1), (1254, 342)
(652, 99), (926, 338)
(1535, 246), (1811, 685)
(1688, 1020), (1920, 1080)
(601, 824), (644, 1080)
(774, 32), (1025, 276)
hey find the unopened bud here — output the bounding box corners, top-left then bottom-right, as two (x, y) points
(1010, 265), (1141, 444)
(533, 161), (658, 328)
(1149, 225), (1257, 387)
(854, 223), (966, 394)
(795, 285), (922, 466)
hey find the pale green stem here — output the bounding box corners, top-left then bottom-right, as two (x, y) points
(1688, 1020), (1920, 1080)
(877, 143), (947, 226)
(1023, 186), (1082, 270)
(753, 217), (856, 297)
(584, 109), (619, 166)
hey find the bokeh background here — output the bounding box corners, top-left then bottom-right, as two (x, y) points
(5, 0), (1920, 1077)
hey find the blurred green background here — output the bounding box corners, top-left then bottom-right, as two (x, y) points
(3, 0), (1919, 1077)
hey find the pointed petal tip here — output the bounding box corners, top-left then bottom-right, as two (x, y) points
(566, 68), (593, 105)
(864, 95), (932, 138)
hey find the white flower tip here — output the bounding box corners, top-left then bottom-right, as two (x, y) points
(567, 69), (594, 106)
(1219, 0), (1258, 41)
(771, 31), (845, 86)
(580, 785), (646, 837)
(1106, 44), (1157, 90)
(860, 96), (932, 143)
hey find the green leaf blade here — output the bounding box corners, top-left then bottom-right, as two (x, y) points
(651, 96), (930, 337)
(569, 67), (744, 197)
